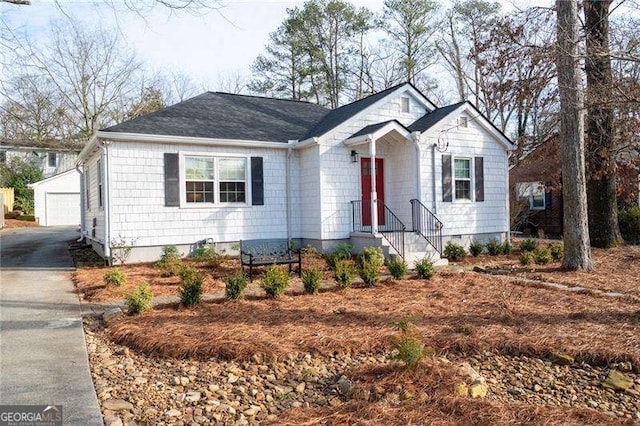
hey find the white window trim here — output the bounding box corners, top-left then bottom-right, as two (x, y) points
(178, 151), (251, 209)
(452, 156), (474, 203)
(400, 96), (411, 113)
(97, 158), (104, 210)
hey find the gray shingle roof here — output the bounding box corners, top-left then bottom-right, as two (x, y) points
(0, 139), (85, 151)
(348, 120), (408, 139)
(408, 101), (466, 132)
(101, 92), (330, 142)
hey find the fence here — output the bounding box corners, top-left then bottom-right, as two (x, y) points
(0, 187), (14, 213)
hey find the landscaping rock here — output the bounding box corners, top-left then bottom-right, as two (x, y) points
(103, 308), (123, 323)
(455, 383), (468, 397)
(336, 376), (353, 396)
(553, 353), (574, 366)
(469, 383), (488, 398)
(185, 391), (201, 402)
(603, 370), (634, 391)
(103, 399), (134, 412)
(103, 415), (123, 426)
(165, 409), (181, 418)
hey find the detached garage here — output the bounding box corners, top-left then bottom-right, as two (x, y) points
(29, 169), (81, 226)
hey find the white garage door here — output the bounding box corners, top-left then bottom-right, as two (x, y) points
(46, 193), (81, 226)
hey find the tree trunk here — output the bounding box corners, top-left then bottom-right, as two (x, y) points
(584, 0), (623, 248)
(555, 0), (593, 271)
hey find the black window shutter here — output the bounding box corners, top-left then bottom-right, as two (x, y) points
(475, 157), (484, 202)
(251, 157), (264, 206)
(164, 153), (180, 207)
(544, 182), (552, 210)
(442, 155), (452, 202)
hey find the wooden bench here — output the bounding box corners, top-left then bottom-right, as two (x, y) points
(240, 239), (302, 281)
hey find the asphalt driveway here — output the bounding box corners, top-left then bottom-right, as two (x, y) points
(0, 226), (102, 425)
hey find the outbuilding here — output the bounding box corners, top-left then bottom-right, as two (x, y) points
(29, 169), (81, 226)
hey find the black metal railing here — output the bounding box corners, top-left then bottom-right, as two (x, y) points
(410, 198), (443, 255)
(380, 205), (405, 259)
(351, 199), (406, 259)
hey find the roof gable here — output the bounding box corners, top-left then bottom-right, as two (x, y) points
(102, 92), (330, 143)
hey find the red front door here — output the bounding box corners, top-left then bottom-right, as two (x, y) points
(361, 157), (385, 226)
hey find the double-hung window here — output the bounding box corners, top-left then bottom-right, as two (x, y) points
(453, 158), (472, 200)
(517, 182), (545, 210)
(218, 158), (246, 203)
(48, 152), (57, 167)
(183, 155), (247, 205)
(185, 156), (215, 204)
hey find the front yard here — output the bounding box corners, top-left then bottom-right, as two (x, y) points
(74, 241), (640, 425)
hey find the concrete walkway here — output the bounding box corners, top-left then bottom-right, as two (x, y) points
(0, 227), (103, 426)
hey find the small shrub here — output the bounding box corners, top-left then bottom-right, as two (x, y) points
(103, 268), (126, 287)
(387, 256), (408, 280)
(178, 266), (203, 306)
(192, 243), (222, 268)
(333, 243), (353, 260)
(486, 239), (502, 256)
(444, 241), (466, 262)
(261, 266), (290, 297)
(125, 283), (152, 315)
(156, 245), (183, 277)
(393, 336), (427, 369)
(469, 241), (484, 257)
(225, 272), (248, 300)
(415, 258), (435, 279)
(360, 246), (385, 269)
(334, 260), (355, 289)
(501, 241), (513, 255)
(533, 246), (552, 265)
(549, 242), (564, 262)
(520, 251), (535, 266)
(619, 207), (640, 244)
(360, 262), (380, 287)
(519, 238), (537, 252)
(302, 267), (322, 294)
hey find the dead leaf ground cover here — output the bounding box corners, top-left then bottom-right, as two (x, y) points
(276, 362), (630, 426)
(108, 271), (640, 369)
(2, 218), (39, 228)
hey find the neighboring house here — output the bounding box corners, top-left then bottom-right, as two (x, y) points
(29, 169), (81, 226)
(77, 82), (513, 264)
(0, 139), (83, 178)
(510, 136), (640, 237)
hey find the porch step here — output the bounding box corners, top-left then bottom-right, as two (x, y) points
(382, 231), (447, 269)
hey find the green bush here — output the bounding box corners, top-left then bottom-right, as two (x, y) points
(387, 256), (408, 280)
(444, 241), (466, 262)
(192, 243), (222, 268)
(156, 245), (183, 277)
(486, 239), (502, 256)
(415, 258), (435, 279)
(103, 268), (126, 287)
(334, 260), (355, 289)
(0, 157), (42, 215)
(261, 266), (290, 297)
(393, 336), (427, 369)
(469, 241), (484, 257)
(178, 266), (203, 306)
(225, 272), (248, 300)
(360, 262), (380, 287)
(619, 207), (640, 244)
(520, 251), (535, 266)
(519, 238), (537, 252)
(533, 246), (552, 265)
(125, 283), (153, 315)
(333, 243), (353, 259)
(359, 246), (385, 269)
(549, 242), (564, 262)
(501, 241), (513, 255)
(302, 267), (322, 294)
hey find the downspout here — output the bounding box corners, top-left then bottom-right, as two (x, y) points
(286, 143), (295, 242)
(94, 138), (112, 264)
(505, 152), (511, 243)
(431, 143), (437, 213)
(411, 132), (422, 203)
(75, 163), (85, 242)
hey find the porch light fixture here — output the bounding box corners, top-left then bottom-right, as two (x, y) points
(350, 150), (359, 163)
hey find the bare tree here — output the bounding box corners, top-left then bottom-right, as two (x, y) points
(555, 0), (593, 271)
(214, 70), (249, 95)
(10, 20), (143, 137)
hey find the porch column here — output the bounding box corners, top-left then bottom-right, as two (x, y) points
(370, 137), (378, 234)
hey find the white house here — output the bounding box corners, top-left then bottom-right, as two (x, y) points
(0, 140), (82, 178)
(29, 169), (81, 226)
(76, 83), (513, 264)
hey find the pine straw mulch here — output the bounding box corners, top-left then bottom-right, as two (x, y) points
(454, 244), (640, 299)
(107, 272), (640, 369)
(2, 218), (39, 228)
(275, 362), (631, 426)
(73, 255), (330, 302)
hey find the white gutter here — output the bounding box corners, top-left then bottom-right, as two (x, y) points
(295, 137), (319, 149)
(76, 135), (99, 165)
(411, 131), (422, 203)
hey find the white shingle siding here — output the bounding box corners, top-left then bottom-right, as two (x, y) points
(107, 142), (290, 248)
(84, 150), (106, 243)
(420, 111), (509, 237)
